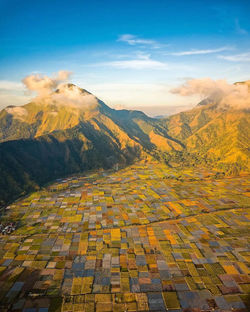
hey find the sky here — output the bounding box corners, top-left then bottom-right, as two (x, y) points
(0, 0), (250, 115)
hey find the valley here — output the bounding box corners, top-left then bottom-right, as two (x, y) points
(0, 84), (249, 208)
(0, 162), (249, 311)
(1, 1), (250, 311)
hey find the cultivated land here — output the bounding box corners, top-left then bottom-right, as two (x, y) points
(0, 162), (249, 311)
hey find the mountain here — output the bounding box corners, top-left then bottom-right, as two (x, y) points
(0, 83), (249, 206)
(0, 84), (182, 206)
(0, 84), (183, 151)
(165, 95), (250, 174)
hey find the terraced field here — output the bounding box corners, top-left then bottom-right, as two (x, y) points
(0, 162), (249, 311)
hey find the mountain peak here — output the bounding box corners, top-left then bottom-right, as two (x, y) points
(196, 79), (250, 111)
(55, 83), (91, 95)
(37, 83), (101, 111)
(197, 92), (222, 107)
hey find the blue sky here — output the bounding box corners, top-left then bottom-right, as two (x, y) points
(0, 0), (250, 113)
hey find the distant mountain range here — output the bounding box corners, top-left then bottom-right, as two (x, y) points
(0, 83), (249, 206)
(127, 105), (193, 118)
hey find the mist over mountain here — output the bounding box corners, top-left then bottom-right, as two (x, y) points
(0, 81), (249, 206)
(171, 78), (250, 110)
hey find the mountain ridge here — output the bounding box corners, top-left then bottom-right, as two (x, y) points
(0, 82), (249, 206)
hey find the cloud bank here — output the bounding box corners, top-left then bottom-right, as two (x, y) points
(52, 84), (98, 109)
(22, 70), (71, 96)
(22, 71), (99, 109)
(171, 78), (250, 109)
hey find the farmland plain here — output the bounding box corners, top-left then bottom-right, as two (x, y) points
(0, 162), (249, 311)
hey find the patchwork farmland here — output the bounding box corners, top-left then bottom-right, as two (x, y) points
(0, 163), (249, 311)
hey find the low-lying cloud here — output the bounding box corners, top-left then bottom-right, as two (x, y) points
(171, 78), (250, 109)
(22, 71), (98, 109)
(22, 70), (71, 96)
(5, 106), (28, 120)
(52, 84), (98, 109)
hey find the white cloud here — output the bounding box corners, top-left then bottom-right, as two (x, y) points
(218, 52), (250, 62)
(50, 84), (98, 109)
(172, 47), (230, 56)
(171, 78), (250, 109)
(5, 106), (28, 120)
(22, 70), (71, 96)
(101, 54), (168, 70)
(0, 72), (99, 110)
(118, 34), (157, 46)
(22, 72), (99, 109)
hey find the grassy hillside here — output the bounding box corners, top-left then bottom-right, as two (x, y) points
(165, 104), (250, 174)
